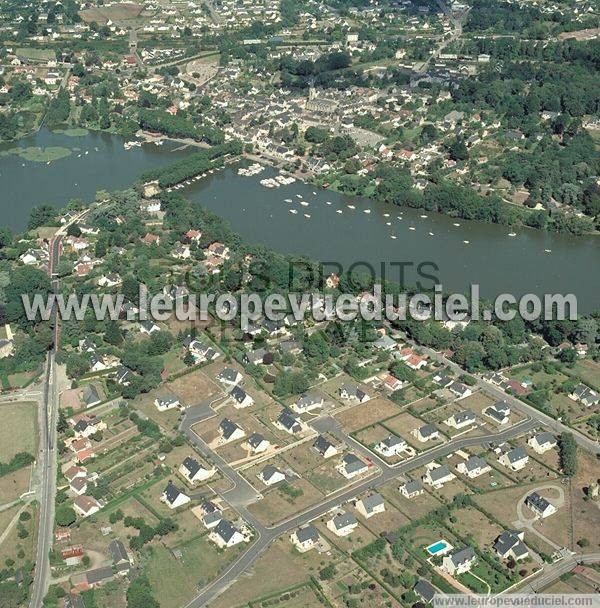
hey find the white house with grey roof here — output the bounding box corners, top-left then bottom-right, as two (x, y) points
(423, 464), (456, 488)
(414, 579), (437, 604)
(274, 408), (304, 435)
(216, 367), (243, 386)
(179, 457), (216, 484)
(154, 395), (180, 412)
(456, 456), (491, 479)
(246, 433), (270, 454)
(337, 453), (369, 479)
(498, 446), (529, 471)
(327, 511), (358, 536)
(313, 436), (338, 459)
(400, 479), (424, 499)
(375, 434), (408, 458)
(209, 520), (245, 548)
(290, 525), (320, 552)
(412, 424), (440, 442)
(444, 410), (476, 430)
(293, 393), (324, 413)
(219, 418), (245, 443)
(229, 385), (254, 409)
(484, 401), (511, 425)
(525, 492), (557, 519)
(442, 547), (477, 575)
(258, 465), (286, 486)
(528, 432), (557, 454)
(569, 384), (599, 408)
(493, 530), (529, 561)
(339, 383), (369, 403)
(356, 493), (385, 519)
(161, 481), (190, 509)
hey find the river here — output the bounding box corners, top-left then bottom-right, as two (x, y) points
(0, 129), (598, 311)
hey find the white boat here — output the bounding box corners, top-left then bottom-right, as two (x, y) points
(383, 213), (390, 217)
(284, 198), (292, 203)
(336, 210), (343, 214)
(420, 214), (427, 218)
(390, 235), (397, 239)
(326, 202), (332, 205)
(544, 249), (551, 253)
(463, 240), (470, 244)
(385, 222), (391, 226)
(347, 205), (355, 210)
(453, 222), (461, 227)
(85, 151), (89, 155)
(397, 216), (402, 220)
(304, 214), (311, 218)
(300, 201), (309, 207)
(364, 209), (371, 214)
(428, 232), (434, 236)
(508, 232), (516, 237)
(296, 194), (303, 199)
(289, 209), (298, 214)
(312, 191), (317, 195)
(409, 227), (416, 231)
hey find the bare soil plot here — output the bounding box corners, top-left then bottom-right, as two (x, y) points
(357, 500), (411, 536)
(379, 480), (443, 520)
(383, 411), (446, 448)
(79, 2), (143, 24)
(570, 452), (600, 552)
(448, 506), (505, 549)
(166, 367), (221, 405)
(305, 457), (354, 495)
(334, 397), (400, 433)
(0, 401), (37, 461)
(0, 466), (31, 502)
(409, 396), (442, 416)
(317, 518), (379, 554)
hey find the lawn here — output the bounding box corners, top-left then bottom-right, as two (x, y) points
(572, 360), (600, 391)
(146, 537), (241, 608)
(0, 401), (37, 461)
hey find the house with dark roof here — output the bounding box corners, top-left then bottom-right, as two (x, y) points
(82, 385), (102, 408)
(375, 434), (408, 458)
(339, 383), (369, 403)
(493, 530), (529, 561)
(337, 453), (368, 479)
(414, 579), (437, 604)
(229, 385), (254, 409)
(312, 435), (338, 459)
(569, 384), (599, 407)
(525, 492), (557, 519)
(456, 456), (491, 479)
(528, 432), (557, 454)
(179, 457), (215, 484)
(423, 464), (456, 488)
(290, 525), (320, 552)
(209, 519), (245, 548)
(107, 539), (131, 572)
(219, 418), (245, 442)
(356, 493), (385, 519)
(412, 423), (440, 442)
(444, 410), (476, 429)
(216, 367), (243, 386)
(161, 481), (190, 509)
(154, 395), (180, 412)
(327, 511), (358, 536)
(274, 408), (304, 435)
(246, 433), (270, 454)
(400, 479), (424, 499)
(498, 446), (529, 471)
(293, 393), (324, 413)
(484, 401), (511, 425)
(258, 465), (286, 486)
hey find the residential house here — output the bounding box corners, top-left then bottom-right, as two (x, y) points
(375, 435), (407, 458)
(199, 501), (223, 529)
(456, 456), (491, 479)
(82, 385), (102, 408)
(444, 410), (476, 430)
(525, 492), (557, 519)
(338, 453), (368, 479)
(498, 447), (529, 471)
(327, 511), (358, 537)
(290, 525), (320, 552)
(423, 464), (456, 488)
(219, 418), (245, 442)
(569, 384), (599, 408)
(114, 366), (133, 386)
(258, 465), (286, 486)
(274, 409), (304, 435)
(442, 547), (477, 576)
(484, 402), (511, 425)
(312, 436), (338, 459)
(493, 530), (529, 561)
(161, 481), (191, 509)
(209, 520), (245, 548)
(246, 433), (270, 454)
(107, 539), (132, 573)
(412, 424), (440, 443)
(73, 495), (101, 518)
(179, 457), (215, 484)
(244, 348), (268, 366)
(140, 320), (160, 335)
(339, 383), (369, 403)
(154, 395), (180, 411)
(356, 493), (385, 519)
(528, 432), (557, 455)
(400, 479), (424, 499)
(293, 393), (324, 413)
(413, 579), (437, 604)
(216, 367), (243, 386)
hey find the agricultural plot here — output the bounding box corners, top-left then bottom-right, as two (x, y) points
(335, 397), (400, 432)
(0, 401), (37, 461)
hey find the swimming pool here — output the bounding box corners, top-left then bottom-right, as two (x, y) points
(426, 540), (452, 556)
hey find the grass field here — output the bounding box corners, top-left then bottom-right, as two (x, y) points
(16, 47), (55, 61)
(0, 402), (37, 461)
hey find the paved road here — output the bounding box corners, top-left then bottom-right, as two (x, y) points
(522, 553), (600, 593)
(184, 418), (537, 607)
(29, 214), (86, 608)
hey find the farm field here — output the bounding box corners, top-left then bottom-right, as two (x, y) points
(0, 401), (37, 461)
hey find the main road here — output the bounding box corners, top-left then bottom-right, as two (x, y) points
(29, 212), (88, 608)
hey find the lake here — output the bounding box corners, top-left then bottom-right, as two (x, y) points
(0, 129), (598, 311)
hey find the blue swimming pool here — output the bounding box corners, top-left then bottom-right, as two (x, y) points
(426, 540), (452, 556)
